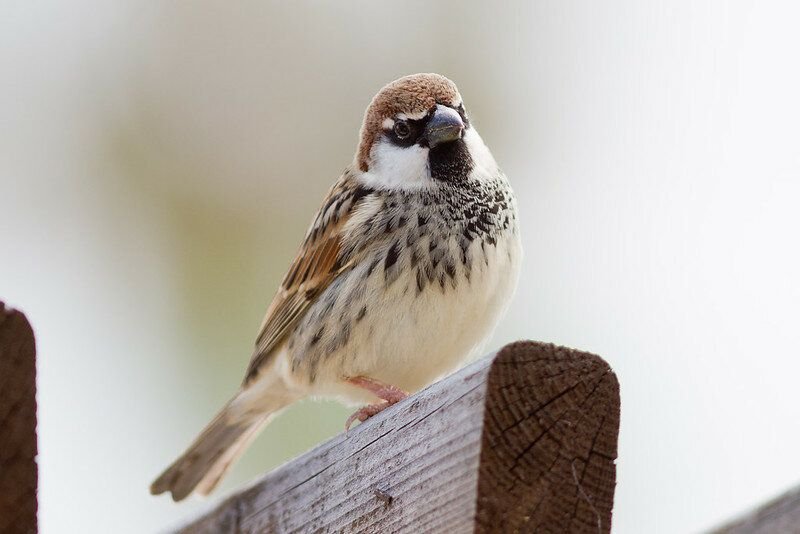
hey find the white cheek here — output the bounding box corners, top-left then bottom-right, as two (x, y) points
(359, 139), (432, 191)
(463, 127), (498, 175)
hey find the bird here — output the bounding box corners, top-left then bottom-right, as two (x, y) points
(150, 73), (522, 501)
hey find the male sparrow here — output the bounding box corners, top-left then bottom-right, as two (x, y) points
(151, 73), (522, 501)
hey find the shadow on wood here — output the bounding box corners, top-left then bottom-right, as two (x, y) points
(0, 303), (38, 534)
(173, 341), (620, 533)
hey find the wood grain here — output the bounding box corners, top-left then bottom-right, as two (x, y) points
(173, 341), (620, 533)
(0, 303), (38, 534)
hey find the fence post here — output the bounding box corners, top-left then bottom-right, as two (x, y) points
(0, 303), (38, 534)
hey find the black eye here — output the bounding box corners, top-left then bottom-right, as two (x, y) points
(393, 120), (411, 139)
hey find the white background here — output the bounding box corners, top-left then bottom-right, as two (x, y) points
(2, 2), (799, 532)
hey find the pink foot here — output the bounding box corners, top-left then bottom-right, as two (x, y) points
(345, 402), (391, 430)
(344, 376), (408, 430)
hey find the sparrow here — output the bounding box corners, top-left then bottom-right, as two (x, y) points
(151, 73), (522, 501)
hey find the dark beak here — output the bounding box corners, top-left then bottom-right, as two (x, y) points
(424, 104), (464, 148)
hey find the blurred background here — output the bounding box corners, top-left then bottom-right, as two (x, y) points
(2, 1), (799, 532)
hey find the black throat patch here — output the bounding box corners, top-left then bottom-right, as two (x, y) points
(428, 139), (474, 183)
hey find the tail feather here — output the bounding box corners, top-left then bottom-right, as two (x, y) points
(193, 415), (267, 496)
(150, 399), (275, 501)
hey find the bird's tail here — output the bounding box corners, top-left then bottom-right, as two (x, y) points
(150, 390), (289, 501)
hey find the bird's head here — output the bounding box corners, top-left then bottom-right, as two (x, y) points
(355, 73), (497, 191)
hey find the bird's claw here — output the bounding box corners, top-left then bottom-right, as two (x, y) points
(345, 402), (390, 430)
(344, 376), (409, 430)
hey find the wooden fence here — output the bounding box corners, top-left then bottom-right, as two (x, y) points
(2, 302), (797, 533)
(0, 303), (38, 533)
(177, 341), (620, 533)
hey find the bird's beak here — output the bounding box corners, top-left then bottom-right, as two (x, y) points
(424, 104), (464, 148)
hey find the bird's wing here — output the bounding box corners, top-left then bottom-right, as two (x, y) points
(243, 171), (373, 383)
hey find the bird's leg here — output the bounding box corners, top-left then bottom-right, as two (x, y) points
(344, 376), (408, 430)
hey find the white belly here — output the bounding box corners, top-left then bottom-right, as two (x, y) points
(299, 230), (522, 404)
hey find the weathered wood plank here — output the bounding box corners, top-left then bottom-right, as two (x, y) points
(0, 303), (38, 534)
(710, 485), (800, 534)
(174, 341), (620, 534)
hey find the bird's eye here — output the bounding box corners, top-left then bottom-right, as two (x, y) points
(393, 120), (411, 139)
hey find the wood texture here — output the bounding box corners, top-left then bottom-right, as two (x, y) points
(0, 303), (38, 534)
(711, 485), (800, 534)
(477, 341), (619, 533)
(174, 341), (620, 534)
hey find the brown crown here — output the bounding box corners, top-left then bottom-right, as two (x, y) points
(356, 73), (462, 172)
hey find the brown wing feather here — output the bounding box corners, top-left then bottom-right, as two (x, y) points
(243, 172), (370, 382)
